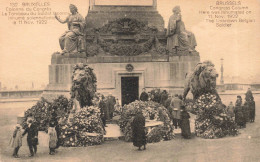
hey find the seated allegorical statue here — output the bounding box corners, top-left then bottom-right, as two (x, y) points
(166, 6), (197, 54)
(55, 4), (86, 54)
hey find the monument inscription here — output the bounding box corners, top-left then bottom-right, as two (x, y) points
(198, 0), (256, 27)
(0, 1), (68, 25)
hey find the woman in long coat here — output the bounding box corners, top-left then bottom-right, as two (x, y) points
(227, 101), (235, 118)
(10, 125), (23, 158)
(132, 111), (146, 150)
(180, 106), (191, 139)
(48, 122), (58, 155)
(243, 101), (250, 122)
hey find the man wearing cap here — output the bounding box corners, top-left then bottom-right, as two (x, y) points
(170, 94), (183, 129)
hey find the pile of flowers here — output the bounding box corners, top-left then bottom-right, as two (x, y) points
(119, 101), (174, 143)
(23, 98), (51, 131)
(59, 106), (105, 147)
(193, 93), (239, 139)
(23, 96), (73, 131)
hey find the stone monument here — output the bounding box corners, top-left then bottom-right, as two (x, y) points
(42, 1), (200, 106)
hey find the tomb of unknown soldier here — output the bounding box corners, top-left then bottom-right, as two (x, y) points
(42, 1), (200, 106)
(1, 0), (259, 161)
(22, 0), (240, 146)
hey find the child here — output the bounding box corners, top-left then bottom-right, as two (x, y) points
(10, 124), (23, 158)
(48, 121), (58, 155)
(180, 106), (191, 139)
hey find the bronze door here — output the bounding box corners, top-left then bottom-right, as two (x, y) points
(121, 77), (139, 106)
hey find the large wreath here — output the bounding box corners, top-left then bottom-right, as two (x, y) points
(119, 101), (174, 143)
(193, 93), (239, 139)
(59, 106), (105, 147)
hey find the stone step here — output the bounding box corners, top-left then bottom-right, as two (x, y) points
(104, 124), (123, 141)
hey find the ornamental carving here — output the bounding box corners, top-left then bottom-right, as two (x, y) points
(126, 64), (134, 72)
(85, 18), (167, 57)
(99, 18), (156, 35)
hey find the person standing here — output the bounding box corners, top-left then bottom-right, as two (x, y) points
(48, 122), (58, 155)
(227, 101), (235, 118)
(165, 94), (173, 121)
(180, 106), (191, 139)
(243, 100), (250, 123)
(160, 90), (168, 106)
(99, 96), (107, 127)
(114, 99), (122, 115)
(234, 96), (246, 128)
(22, 119), (38, 157)
(132, 111), (146, 151)
(170, 94), (183, 129)
(245, 88), (253, 101)
(55, 119), (62, 149)
(154, 89), (161, 103)
(249, 97), (256, 123)
(106, 94), (116, 120)
(9, 124), (23, 158)
(140, 88), (149, 101)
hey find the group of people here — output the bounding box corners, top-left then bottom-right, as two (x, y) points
(94, 94), (119, 128)
(140, 88), (190, 135)
(9, 119), (38, 158)
(135, 88), (258, 150)
(10, 113), (61, 158)
(140, 88), (170, 106)
(10, 88), (256, 154)
(133, 89), (191, 150)
(227, 88), (256, 128)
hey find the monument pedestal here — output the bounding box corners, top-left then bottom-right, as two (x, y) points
(42, 3), (201, 102)
(42, 53), (200, 102)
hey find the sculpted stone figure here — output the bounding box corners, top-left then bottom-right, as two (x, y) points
(70, 63), (97, 108)
(166, 6), (197, 53)
(55, 4), (85, 54)
(183, 61), (219, 100)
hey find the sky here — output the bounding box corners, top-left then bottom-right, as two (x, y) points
(0, 0), (259, 89)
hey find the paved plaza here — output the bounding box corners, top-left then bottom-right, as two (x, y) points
(0, 95), (259, 162)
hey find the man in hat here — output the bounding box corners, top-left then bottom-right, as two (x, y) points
(22, 119), (38, 157)
(140, 88), (149, 101)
